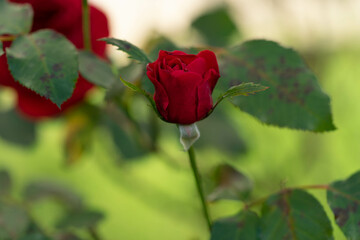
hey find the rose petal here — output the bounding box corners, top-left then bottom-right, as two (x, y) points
(162, 50), (197, 65)
(204, 68), (220, 92)
(187, 57), (206, 75)
(197, 50), (220, 74)
(11, 0), (82, 33)
(146, 67), (169, 118)
(197, 81), (213, 120)
(63, 6), (109, 56)
(164, 71), (203, 124)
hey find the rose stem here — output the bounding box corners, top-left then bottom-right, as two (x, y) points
(81, 0), (92, 51)
(187, 146), (212, 231)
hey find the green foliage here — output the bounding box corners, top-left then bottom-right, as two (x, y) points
(218, 40), (336, 132)
(0, 0), (33, 35)
(214, 82), (268, 109)
(6, 29), (78, 108)
(207, 164), (252, 202)
(78, 50), (117, 89)
(0, 201), (29, 239)
(261, 189), (333, 240)
(57, 210), (104, 229)
(0, 109), (36, 146)
(211, 189), (333, 240)
(327, 171), (360, 239)
(23, 181), (83, 210)
(101, 38), (151, 64)
(102, 113), (146, 160)
(211, 210), (260, 240)
(0, 169), (11, 197)
(18, 223), (53, 240)
(192, 7), (238, 46)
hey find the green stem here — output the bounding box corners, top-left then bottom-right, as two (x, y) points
(187, 146), (212, 231)
(82, 0), (92, 51)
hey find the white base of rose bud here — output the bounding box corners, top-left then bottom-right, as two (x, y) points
(179, 123), (200, 151)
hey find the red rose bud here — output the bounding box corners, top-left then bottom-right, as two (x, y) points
(0, 0), (109, 119)
(146, 50), (220, 124)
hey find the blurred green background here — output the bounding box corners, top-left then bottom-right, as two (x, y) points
(1, 0), (360, 239)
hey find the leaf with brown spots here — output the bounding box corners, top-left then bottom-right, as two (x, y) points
(0, 0), (33, 35)
(6, 29), (78, 107)
(218, 40), (335, 132)
(211, 210), (260, 240)
(261, 189), (333, 240)
(327, 171), (360, 239)
(78, 50), (117, 89)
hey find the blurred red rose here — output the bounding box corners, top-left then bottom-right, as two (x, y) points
(146, 50), (220, 124)
(0, 0), (109, 119)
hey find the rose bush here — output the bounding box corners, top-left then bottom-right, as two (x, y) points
(146, 50), (220, 124)
(0, 0), (109, 119)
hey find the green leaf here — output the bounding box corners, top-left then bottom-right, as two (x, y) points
(0, 0), (33, 35)
(214, 82), (268, 109)
(100, 38), (151, 64)
(0, 201), (30, 239)
(0, 169), (11, 197)
(78, 51), (116, 89)
(211, 210), (260, 240)
(119, 76), (161, 119)
(0, 109), (36, 146)
(219, 40), (336, 132)
(57, 210), (104, 229)
(327, 171), (360, 239)
(102, 113), (146, 160)
(207, 164), (252, 202)
(19, 222), (53, 240)
(0, 42), (4, 56)
(19, 234), (52, 240)
(6, 29), (78, 108)
(192, 7), (239, 47)
(23, 181), (83, 210)
(261, 189), (333, 240)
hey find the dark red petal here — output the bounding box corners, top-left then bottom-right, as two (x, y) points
(204, 68), (220, 92)
(197, 81), (213, 121)
(11, 0), (82, 33)
(187, 57), (206, 75)
(164, 71), (203, 124)
(0, 54), (17, 88)
(197, 50), (220, 74)
(146, 70), (169, 119)
(63, 5), (109, 56)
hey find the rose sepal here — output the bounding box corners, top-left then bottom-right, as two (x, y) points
(178, 123), (200, 151)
